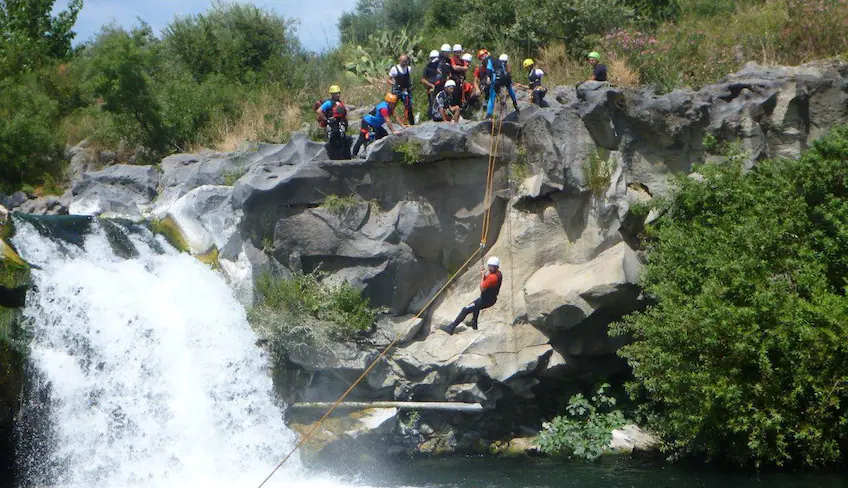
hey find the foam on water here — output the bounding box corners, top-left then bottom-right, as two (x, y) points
(12, 218), (371, 488)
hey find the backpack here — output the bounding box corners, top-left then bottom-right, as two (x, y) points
(493, 59), (509, 81)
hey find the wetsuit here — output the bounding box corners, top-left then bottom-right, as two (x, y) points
(444, 269), (503, 333)
(320, 101), (350, 160)
(390, 64), (414, 125)
(423, 59), (443, 118)
(450, 55), (469, 106)
(593, 63), (608, 82)
(528, 68), (548, 107)
(352, 101), (393, 157)
(487, 58), (518, 117)
(431, 90), (455, 122)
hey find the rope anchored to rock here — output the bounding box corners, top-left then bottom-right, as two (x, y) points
(254, 96), (509, 488)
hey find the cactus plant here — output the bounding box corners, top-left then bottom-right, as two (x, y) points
(345, 27), (424, 78)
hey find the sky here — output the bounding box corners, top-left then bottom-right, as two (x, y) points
(54, 0), (359, 52)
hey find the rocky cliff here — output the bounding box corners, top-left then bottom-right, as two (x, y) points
(18, 60), (848, 450)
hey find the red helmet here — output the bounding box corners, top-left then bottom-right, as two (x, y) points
(477, 48), (489, 60)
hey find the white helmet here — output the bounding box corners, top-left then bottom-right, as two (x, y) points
(429, 50), (439, 59)
(445, 80), (457, 88)
(486, 256), (500, 267)
(440, 43), (451, 52)
(499, 54), (509, 62)
(461, 53), (472, 62)
(453, 44), (463, 52)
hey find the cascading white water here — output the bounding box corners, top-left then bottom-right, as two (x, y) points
(11, 218), (367, 488)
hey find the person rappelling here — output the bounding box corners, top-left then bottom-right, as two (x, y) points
(441, 256), (502, 335)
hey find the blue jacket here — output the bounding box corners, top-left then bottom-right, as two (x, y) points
(363, 101), (392, 127)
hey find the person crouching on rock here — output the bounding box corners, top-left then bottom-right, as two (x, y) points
(352, 93), (403, 157)
(442, 256), (502, 335)
(433, 80), (460, 123)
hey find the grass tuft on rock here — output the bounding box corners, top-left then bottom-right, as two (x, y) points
(248, 271), (380, 361)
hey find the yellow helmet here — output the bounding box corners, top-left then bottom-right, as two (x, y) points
(522, 58), (534, 69)
(385, 93), (398, 103)
(328, 85), (342, 94)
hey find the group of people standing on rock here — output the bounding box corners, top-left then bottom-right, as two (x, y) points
(313, 48), (606, 331)
(315, 46), (608, 159)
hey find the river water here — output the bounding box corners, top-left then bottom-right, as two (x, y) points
(315, 456), (848, 487)
(8, 216), (847, 488)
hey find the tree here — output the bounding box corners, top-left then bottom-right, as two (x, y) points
(0, 0), (82, 77)
(84, 24), (167, 152)
(613, 127), (848, 467)
(163, 2), (302, 85)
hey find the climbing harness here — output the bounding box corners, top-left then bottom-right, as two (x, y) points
(254, 87), (511, 488)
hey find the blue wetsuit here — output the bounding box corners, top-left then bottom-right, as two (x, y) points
(487, 58), (518, 116)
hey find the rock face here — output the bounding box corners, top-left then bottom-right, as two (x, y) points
(18, 196), (68, 216)
(55, 61), (848, 450)
(68, 164), (159, 219)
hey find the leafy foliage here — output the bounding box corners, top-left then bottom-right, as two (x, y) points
(0, 77), (64, 190)
(344, 27), (424, 78)
(537, 384), (627, 461)
(163, 3), (304, 85)
(582, 151), (616, 197)
(248, 271), (380, 360)
(612, 125), (848, 467)
(0, 0), (82, 77)
(394, 139), (423, 166)
(322, 194), (360, 214)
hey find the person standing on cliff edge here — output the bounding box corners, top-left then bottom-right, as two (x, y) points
(441, 257), (502, 335)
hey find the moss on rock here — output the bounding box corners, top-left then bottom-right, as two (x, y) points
(149, 216), (191, 253)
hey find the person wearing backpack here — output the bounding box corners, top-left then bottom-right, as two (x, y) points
(515, 58), (549, 108)
(474, 49), (492, 105)
(450, 44), (469, 107)
(387, 54), (415, 125)
(351, 93), (402, 158)
(486, 53), (519, 119)
(315, 85), (350, 159)
(421, 50), (443, 119)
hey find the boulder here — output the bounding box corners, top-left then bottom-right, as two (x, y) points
(524, 242), (641, 333)
(17, 196), (68, 216)
(65, 139), (99, 182)
(608, 424), (660, 455)
(6, 192), (28, 210)
(161, 185), (239, 255)
(68, 165), (159, 219)
(288, 407), (399, 460)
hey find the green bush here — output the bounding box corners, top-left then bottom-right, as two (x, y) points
(582, 151), (616, 197)
(0, 78), (64, 190)
(322, 194), (360, 215)
(0, 0), (82, 78)
(612, 125), (848, 467)
(394, 140), (423, 165)
(248, 271), (380, 359)
(162, 3), (304, 85)
(84, 25), (168, 152)
(537, 384), (627, 461)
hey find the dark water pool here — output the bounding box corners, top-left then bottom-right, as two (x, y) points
(314, 456), (848, 488)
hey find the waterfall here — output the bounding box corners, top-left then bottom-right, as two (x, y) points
(11, 217), (362, 488)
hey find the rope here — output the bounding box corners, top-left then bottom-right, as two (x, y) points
(255, 87), (510, 488)
(480, 90), (507, 245)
